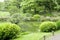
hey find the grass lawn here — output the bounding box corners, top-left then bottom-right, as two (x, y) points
(13, 32), (51, 40)
(12, 30), (60, 40)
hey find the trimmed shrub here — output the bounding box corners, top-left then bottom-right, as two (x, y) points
(31, 14), (40, 21)
(39, 21), (57, 32)
(0, 22), (21, 40)
(56, 21), (60, 30)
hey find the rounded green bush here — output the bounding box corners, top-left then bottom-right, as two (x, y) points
(56, 21), (60, 30)
(0, 22), (21, 40)
(39, 21), (57, 32)
(31, 14), (40, 21)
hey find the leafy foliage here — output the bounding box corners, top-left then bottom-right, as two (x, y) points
(0, 12), (10, 22)
(39, 21), (57, 32)
(56, 20), (60, 30)
(21, 0), (57, 14)
(2, 0), (60, 14)
(31, 14), (40, 21)
(0, 22), (21, 40)
(4, 0), (22, 14)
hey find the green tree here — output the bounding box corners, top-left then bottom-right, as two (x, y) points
(4, 0), (22, 14)
(21, 0), (57, 14)
(4, 0), (59, 14)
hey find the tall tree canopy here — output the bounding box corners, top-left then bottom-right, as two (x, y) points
(3, 0), (60, 14)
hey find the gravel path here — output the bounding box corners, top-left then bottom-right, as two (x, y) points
(49, 34), (60, 40)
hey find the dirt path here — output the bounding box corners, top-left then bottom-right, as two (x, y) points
(49, 34), (60, 40)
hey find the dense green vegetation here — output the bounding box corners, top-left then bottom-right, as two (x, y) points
(0, 0), (60, 40)
(0, 23), (21, 40)
(40, 21), (57, 32)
